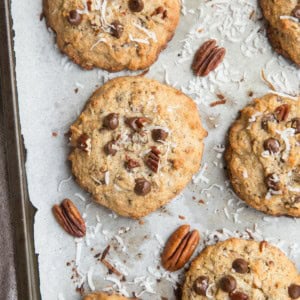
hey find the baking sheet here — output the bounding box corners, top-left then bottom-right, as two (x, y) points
(11, 0), (300, 299)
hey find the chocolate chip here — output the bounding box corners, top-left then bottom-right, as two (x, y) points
(125, 117), (150, 131)
(152, 129), (168, 142)
(104, 141), (117, 156)
(193, 276), (209, 296)
(219, 275), (237, 293)
(229, 291), (249, 300)
(134, 178), (151, 196)
(292, 5), (300, 19)
(103, 113), (119, 130)
(265, 174), (280, 191)
(68, 10), (82, 25)
(289, 284), (300, 299)
(263, 138), (280, 154)
(261, 114), (276, 130)
(110, 21), (124, 38)
(292, 118), (300, 134)
(128, 0), (144, 12)
(232, 258), (248, 274)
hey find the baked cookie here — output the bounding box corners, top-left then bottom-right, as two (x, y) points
(225, 93), (300, 217)
(260, 0), (300, 66)
(83, 292), (132, 300)
(182, 238), (300, 299)
(43, 0), (180, 71)
(69, 77), (207, 218)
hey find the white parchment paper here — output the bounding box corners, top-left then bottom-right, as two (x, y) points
(11, 0), (300, 299)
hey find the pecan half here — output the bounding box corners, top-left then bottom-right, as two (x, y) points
(161, 224), (200, 271)
(53, 199), (86, 237)
(145, 147), (160, 172)
(274, 104), (290, 121)
(192, 39), (226, 77)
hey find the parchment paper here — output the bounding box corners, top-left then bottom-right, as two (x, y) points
(11, 0), (300, 299)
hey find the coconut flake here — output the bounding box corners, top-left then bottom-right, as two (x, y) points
(129, 34), (150, 44)
(87, 267), (95, 291)
(57, 293), (66, 300)
(75, 240), (83, 266)
(133, 23), (157, 42)
(104, 171), (110, 185)
(280, 15), (299, 23)
(276, 128), (295, 160)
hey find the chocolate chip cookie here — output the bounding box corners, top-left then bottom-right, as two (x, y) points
(69, 77), (207, 218)
(83, 292), (131, 300)
(260, 0), (300, 66)
(43, 0), (180, 71)
(182, 238), (300, 299)
(226, 93), (300, 217)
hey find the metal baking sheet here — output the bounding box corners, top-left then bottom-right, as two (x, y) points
(0, 1), (41, 299)
(10, 0), (300, 299)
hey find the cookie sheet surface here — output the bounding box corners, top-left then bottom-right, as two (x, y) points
(11, 0), (300, 299)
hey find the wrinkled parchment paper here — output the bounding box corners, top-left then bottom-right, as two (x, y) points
(11, 0), (300, 299)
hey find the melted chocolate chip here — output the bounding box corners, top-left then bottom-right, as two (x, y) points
(261, 114), (276, 130)
(104, 141), (117, 156)
(219, 275), (237, 293)
(128, 0), (144, 12)
(152, 129), (168, 142)
(110, 21), (124, 38)
(193, 276), (209, 296)
(265, 174), (280, 191)
(292, 5), (300, 19)
(292, 118), (300, 134)
(103, 113), (119, 130)
(263, 138), (280, 154)
(289, 284), (300, 299)
(68, 10), (82, 25)
(232, 258), (248, 274)
(134, 178), (151, 196)
(229, 291), (249, 300)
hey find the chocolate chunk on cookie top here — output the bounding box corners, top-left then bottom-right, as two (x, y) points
(43, 0), (180, 71)
(226, 93), (300, 217)
(69, 77), (207, 218)
(182, 238), (300, 300)
(260, 0), (300, 66)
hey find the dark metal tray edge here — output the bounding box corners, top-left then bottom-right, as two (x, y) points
(0, 0), (41, 299)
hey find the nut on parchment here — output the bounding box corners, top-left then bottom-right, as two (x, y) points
(161, 224), (200, 271)
(53, 199), (86, 237)
(192, 39), (226, 77)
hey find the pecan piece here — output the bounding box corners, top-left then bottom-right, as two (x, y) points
(53, 199), (86, 237)
(77, 133), (91, 153)
(145, 147), (160, 172)
(125, 156), (140, 170)
(125, 117), (150, 131)
(192, 39), (226, 77)
(161, 224), (200, 271)
(274, 104), (290, 121)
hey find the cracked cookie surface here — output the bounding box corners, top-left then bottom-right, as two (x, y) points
(225, 93), (300, 217)
(260, 0), (300, 66)
(69, 76), (207, 218)
(43, 0), (180, 71)
(182, 238), (300, 300)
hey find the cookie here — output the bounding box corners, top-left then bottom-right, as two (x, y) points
(182, 238), (300, 299)
(260, 0), (300, 66)
(83, 292), (131, 300)
(43, 0), (180, 71)
(225, 93), (300, 217)
(69, 76), (207, 218)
